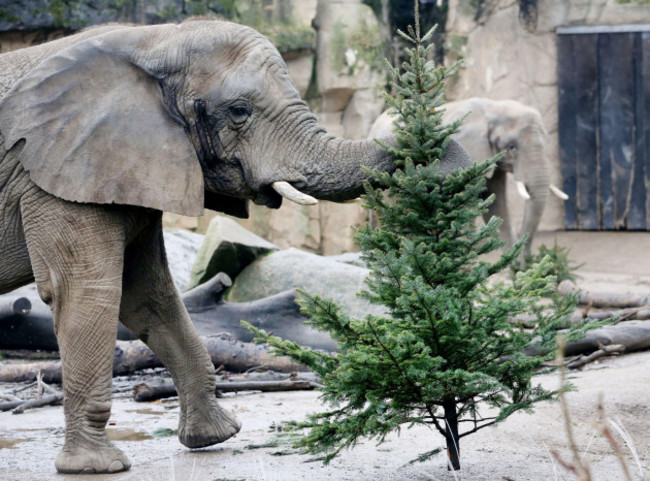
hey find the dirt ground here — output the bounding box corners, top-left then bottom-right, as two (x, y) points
(2, 231), (650, 481)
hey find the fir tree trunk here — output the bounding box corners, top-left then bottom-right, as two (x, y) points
(443, 399), (461, 470)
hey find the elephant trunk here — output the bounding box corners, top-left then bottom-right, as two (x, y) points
(296, 134), (396, 202)
(277, 126), (469, 204)
(517, 137), (550, 257)
(264, 117), (397, 204)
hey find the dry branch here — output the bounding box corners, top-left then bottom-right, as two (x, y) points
(133, 378), (322, 402)
(11, 393), (63, 414)
(0, 393), (22, 402)
(0, 377), (63, 413)
(0, 400), (24, 411)
(566, 344), (625, 369)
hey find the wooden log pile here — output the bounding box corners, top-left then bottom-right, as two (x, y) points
(554, 280), (650, 366)
(2, 276), (650, 389)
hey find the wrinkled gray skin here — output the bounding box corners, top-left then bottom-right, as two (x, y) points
(0, 20), (470, 474)
(369, 97), (554, 258)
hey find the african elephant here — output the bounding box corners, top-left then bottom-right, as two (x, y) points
(368, 97), (567, 257)
(0, 20), (469, 474)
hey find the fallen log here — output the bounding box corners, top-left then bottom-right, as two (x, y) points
(185, 274), (336, 352)
(563, 320), (650, 356)
(133, 379), (322, 402)
(0, 393), (22, 402)
(558, 280), (650, 308)
(0, 399), (25, 411)
(0, 360), (62, 384)
(0, 286), (135, 350)
(0, 334), (309, 383)
(0, 272), (334, 352)
(513, 306), (648, 329)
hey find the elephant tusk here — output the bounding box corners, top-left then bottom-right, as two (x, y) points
(549, 184), (569, 200)
(515, 181), (531, 200)
(271, 181), (318, 205)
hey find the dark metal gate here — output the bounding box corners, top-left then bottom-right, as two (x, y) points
(557, 25), (650, 230)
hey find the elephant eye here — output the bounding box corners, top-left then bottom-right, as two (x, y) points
(228, 104), (251, 126)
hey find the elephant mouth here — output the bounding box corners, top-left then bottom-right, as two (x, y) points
(253, 185), (283, 209)
(253, 176), (319, 209)
(497, 159), (514, 173)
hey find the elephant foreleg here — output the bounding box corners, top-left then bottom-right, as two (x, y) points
(20, 194), (130, 474)
(119, 215), (241, 449)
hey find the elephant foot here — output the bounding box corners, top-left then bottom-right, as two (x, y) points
(55, 439), (131, 474)
(179, 396), (241, 448)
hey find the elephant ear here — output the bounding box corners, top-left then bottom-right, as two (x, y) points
(444, 102), (496, 179)
(0, 32), (206, 217)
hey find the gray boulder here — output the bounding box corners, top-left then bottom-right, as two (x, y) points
(188, 216), (278, 289)
(227, 247), (383, 319)
(326, 251), (367, 268)
(163, 230), (205, 292)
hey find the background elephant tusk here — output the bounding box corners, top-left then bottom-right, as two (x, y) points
(515, 181), (531, 200)
(271, 181), (319, 205)
(549, 184), (569, 200)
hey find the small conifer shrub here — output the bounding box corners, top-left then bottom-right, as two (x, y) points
(245, 3), (600, 471)
(515, 240), (584, 285)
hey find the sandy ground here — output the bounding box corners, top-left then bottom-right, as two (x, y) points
(2, 231), (650, 481)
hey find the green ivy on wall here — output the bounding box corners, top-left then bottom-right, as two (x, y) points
(330, 18), (384, 75)
(1, 0), (314, 55)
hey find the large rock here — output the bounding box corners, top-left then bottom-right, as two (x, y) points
(189, 216), (278, 289)
(227, 247), (383, 319)
(163, 230), (205, 291)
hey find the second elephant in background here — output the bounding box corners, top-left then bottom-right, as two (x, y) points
(367, 97), (568, 257)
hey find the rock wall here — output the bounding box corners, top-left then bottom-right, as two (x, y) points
(444, 0), (650, 233)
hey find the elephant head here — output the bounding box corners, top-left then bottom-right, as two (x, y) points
(446, 98), (567, 257)
(368, 97), (567, 257)
(0, 20), (468, 219)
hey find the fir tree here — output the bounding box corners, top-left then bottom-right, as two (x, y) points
(245, 4), (601, 471)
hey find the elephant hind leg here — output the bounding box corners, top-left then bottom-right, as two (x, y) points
(20, 194), (131, 474)
(119, 214), (240, 448)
